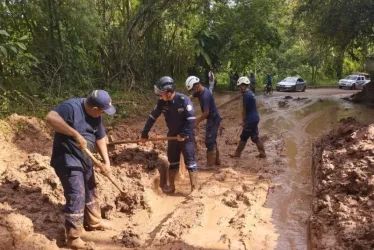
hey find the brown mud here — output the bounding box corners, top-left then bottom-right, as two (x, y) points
(0, 89), (371, 250)
(310, 118), (374, 250)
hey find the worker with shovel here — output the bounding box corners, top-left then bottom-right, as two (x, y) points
(45, 90), (115, 249)
(141, 76), (198, 194)
(229, 77), (266, 158)
(186, 76), (222, 167)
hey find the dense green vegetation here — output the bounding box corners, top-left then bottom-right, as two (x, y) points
(0, 0), (373, 115)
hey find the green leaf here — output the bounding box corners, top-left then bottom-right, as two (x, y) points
(16, 42), (27, 50)
(0, 46), (7, 58)
(0, 30), (10, 37)
(200, 50), (212, 67)
(9, 46), (18, 54)
(19, 35), (28, 41)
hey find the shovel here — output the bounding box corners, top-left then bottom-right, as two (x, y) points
(83, 148), (126, 196)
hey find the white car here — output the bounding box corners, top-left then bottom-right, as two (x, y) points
(276, 77), (307, 92)
(338, 74), (369, 90)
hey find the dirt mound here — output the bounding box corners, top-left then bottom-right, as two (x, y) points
(278, 100), (289, 108)
(0, 213), (59, 250)
(0, 115), (168, 248)
(7, 114), (53, 155)
(115, 227), (147, 248)
(311, 117), (374, 249)
(351, 81), (374, 106)
(0, 153), (65, 244)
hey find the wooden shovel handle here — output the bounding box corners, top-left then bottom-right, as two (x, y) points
(107, 136), (178, 146)
(83, 148), (125, 194)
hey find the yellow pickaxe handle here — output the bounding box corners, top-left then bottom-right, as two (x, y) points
(83, 148), (126, 195)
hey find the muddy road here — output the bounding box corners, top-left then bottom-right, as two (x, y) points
(1, 88), (373, 250)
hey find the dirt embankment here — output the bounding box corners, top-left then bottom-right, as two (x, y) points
(311, 117), (374, 250)
(0, 114), (167, 248)
(351, 81), (374, 106)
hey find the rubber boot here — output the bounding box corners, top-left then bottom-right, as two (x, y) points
(157, 164), (168, 191)
(206, 150), (216, 167)
(163, 168), (178, 194)
(189, 171), (198, 192)
(255, 140), (267, 158)
(229, 141), (246, 158)
(85, 200), (114, 231)
(215, 146), (221, 165)
(66, 226), (88, 250)
(67, 237), (89, 250)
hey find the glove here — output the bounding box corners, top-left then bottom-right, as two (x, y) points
(141, 131), (149, 139)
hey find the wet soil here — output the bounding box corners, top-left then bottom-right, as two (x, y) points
(0, 88), (370, 250)
(310, 118), (374, 250)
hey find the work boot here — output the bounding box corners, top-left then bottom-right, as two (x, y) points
(85, 199), (114, 231)
(84, 200), (101, 231)
(163, 168), (178, 194)
(66, 226), (88, 249)
(189, 171), (198, 192)
(229, 141), (246, 158)
(157, 164), (168, 191)
(255, 140), (267, 158)
(206, 150), (216, 167)
(215, 147), (221, 165)
(67, 237), (89, 250)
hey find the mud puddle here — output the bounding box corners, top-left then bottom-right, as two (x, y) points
(260, 94), (374, 250)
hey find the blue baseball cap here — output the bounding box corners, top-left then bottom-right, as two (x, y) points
(87, 90), (116, 115)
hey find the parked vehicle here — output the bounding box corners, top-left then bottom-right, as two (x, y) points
(338, 74), (370, 90)
(276, 77), (307, 92)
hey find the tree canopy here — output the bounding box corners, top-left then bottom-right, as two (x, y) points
(0, 0), (373, 113)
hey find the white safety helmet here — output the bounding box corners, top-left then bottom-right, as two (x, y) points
(237, 76), (251, 86)
(185, 76), (200, 91)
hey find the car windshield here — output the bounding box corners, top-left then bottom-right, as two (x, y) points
(282, 77), (297, 83)
(346, 75), (358, 80)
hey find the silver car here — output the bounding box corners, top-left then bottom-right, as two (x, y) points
(276, 77), (307, 92)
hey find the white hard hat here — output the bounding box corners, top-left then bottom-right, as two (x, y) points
(185, 76), (200, 91)
(237, 76), (251, 86)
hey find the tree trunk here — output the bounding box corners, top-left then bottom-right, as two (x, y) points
(335, 46), (346, 79)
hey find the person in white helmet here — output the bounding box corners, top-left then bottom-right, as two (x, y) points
(229, 76), (266, 158)
(186, 76), (222, 167)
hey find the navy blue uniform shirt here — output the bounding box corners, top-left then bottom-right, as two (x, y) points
(193, 87), (221, 120)
(50, 98), (106, 169)
(143, 92), (195, 140)
(243, 90), (260, 123)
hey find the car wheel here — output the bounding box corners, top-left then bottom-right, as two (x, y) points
(302, 86), (306, 92)
(351, 84), (356, 90)
(276, 88), (279, 91)
(339, 86), (342, 89)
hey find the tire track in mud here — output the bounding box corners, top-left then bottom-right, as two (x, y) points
(259, 93), (365, 250)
